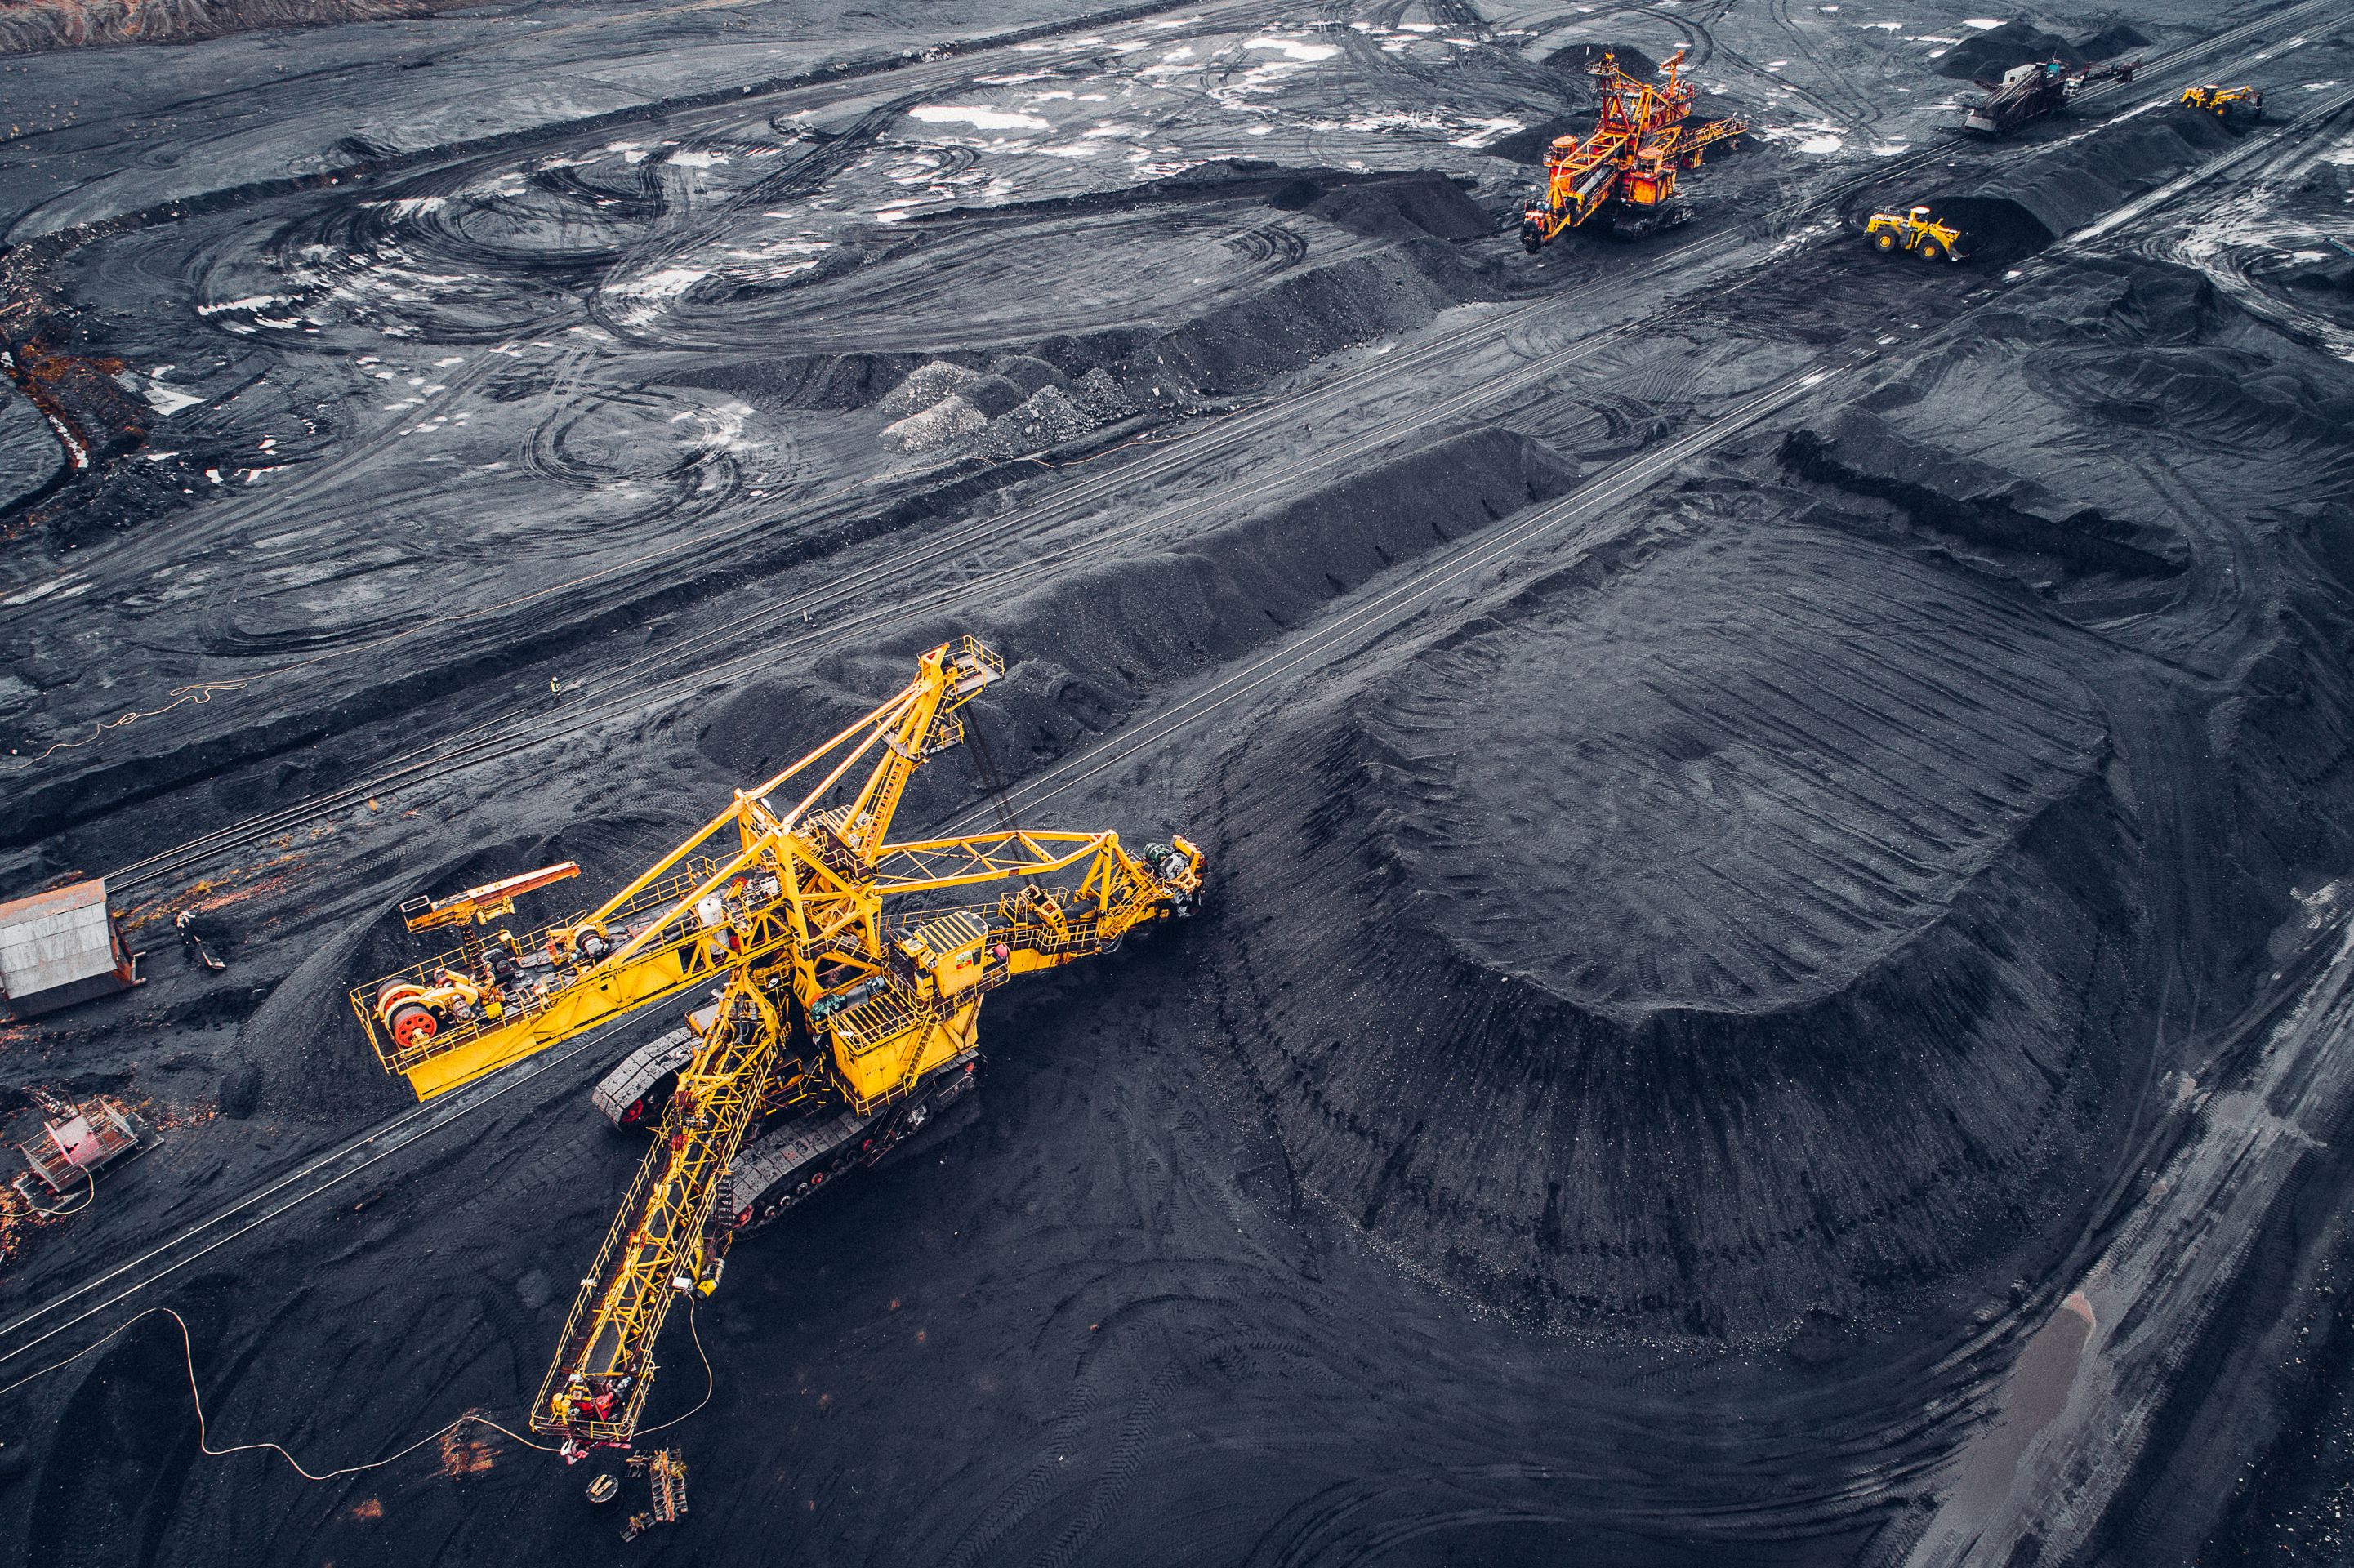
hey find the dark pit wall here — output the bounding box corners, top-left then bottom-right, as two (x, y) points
(0, 0), (477, 52)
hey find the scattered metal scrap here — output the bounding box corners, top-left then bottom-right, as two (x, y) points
(619, 1447), (688, 1542)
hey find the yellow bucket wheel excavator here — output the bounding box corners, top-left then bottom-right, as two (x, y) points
(350, 637), (1206, 1459)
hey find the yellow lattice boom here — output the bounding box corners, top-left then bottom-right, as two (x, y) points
(350, 637), (1206, 1457)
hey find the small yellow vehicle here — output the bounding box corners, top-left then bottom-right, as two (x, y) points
(1866, 205), (1966, 263)
(2179, 83), (2263, 119)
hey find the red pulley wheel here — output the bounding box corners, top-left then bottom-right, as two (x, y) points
(388, 1003), (438, 1048)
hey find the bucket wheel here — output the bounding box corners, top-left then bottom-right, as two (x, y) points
(387, 1003), (439, 1049)
(1520, 219), (1545, 254)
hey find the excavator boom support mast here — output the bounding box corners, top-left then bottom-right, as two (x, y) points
(536, 978), (781, 1446)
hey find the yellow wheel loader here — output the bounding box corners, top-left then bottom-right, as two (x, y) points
(1865, 205), (1965, 263)
(2179, 83), (2263, 120)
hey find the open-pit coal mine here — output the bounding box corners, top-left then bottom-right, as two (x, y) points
(2, 1), (2354, 1564)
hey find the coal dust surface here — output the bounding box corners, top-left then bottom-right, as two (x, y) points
(4, 1), (2354, 1566)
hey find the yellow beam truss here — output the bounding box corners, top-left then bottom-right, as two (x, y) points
(358, 637), (1000, 1098)
(531, 977), (781, 1446)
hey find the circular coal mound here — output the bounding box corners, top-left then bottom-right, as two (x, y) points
(1210, 525), (2145, 1342)
(1375, 530), (2102, 1016)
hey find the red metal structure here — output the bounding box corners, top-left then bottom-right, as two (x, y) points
(11, 1092), (146, 1210)
(1523, 48), (1748, 252)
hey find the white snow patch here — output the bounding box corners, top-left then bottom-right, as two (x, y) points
(910, 105), (1051, 131)
(1450, 116), (1524, 148)
(198, 295), (285, 316)
(667, 149), (729, 168)
(142, 381), (203, 416)
(0, 574), (87, 608)
(613, 266), (709, 299)
(1246, 37), (1340, 61)
(363, 195), (448, 218)
(1963, 16), (2002, 27)
(1758, 121), (1848, 155)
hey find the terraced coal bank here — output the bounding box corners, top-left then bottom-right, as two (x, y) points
(4, 2), (2354, 1566)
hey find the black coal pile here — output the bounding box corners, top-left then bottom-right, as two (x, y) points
(1937, 18), (2147, 82)
(2, 2), (2353, 1566)
(1210, 531), (2134, 1339)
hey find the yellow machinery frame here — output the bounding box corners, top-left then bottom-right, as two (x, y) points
(352, 637), (1204, 1453)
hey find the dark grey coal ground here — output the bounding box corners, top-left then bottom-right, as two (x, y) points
(3, 1), (2354, 1565)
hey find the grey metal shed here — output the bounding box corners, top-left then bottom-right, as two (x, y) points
(0, 879), (140, 1019)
